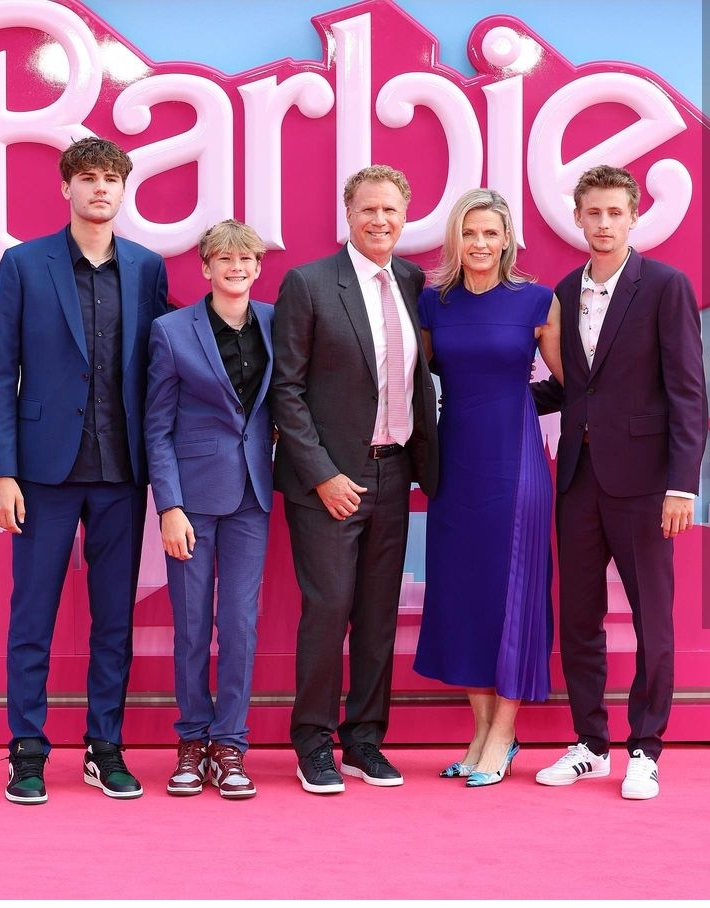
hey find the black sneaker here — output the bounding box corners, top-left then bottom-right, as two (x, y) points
(297, 744), (345, 794)
(5, 738), (48, 805)
(341, 742), (403, 786)
(83, 740), (143, 799)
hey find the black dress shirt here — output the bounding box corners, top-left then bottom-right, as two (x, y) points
(206, 294), (267, 422)
(65, 228), (132, 482)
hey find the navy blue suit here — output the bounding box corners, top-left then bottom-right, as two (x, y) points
(0, 227), (168, 751)
(145, 297), (274, 749)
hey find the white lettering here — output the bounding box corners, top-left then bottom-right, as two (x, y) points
(528, 72), (690, 250)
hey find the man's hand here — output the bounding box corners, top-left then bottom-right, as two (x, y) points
(661, 495), (695, 539)
(160, 507), (195, 559)
(316, 474), (367, 521)
(0, 477), (25, 534)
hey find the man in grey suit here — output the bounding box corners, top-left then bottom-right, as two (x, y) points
(271, 165), (438, 793)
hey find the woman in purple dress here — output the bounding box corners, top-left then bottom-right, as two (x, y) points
(413, 189), (563, 787)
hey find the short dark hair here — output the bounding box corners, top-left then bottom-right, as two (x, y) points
(59, 137), (133, 183)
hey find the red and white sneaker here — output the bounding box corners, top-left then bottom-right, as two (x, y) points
(208, 742), (256, 799)
(167, 739), (209, 796)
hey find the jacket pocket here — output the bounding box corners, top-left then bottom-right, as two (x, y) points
(629, 414), (666, 436)
(19, 398), (41, 420)
(175, 440), (218, 459)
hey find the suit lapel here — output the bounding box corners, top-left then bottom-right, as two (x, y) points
(192, 298), (238, 400)
(560, 268), (592, 376)
(46, 235), (88, 362)
(589, 250), (641, 381)
(336, 249), (378, 387)
(114, 238), (139, 374)
(250, 302), (274, 418)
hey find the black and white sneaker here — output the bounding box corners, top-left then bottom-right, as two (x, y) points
(83, 740), (143, 799)
(341, 742), (404, 786)
(297, 745), (345, 794)
(5, 738), (48, 805)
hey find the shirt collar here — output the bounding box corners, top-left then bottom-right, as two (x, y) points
(206, 292), (252, 334)
(347, 241), (393, 282)
(581, 248), (632, 297)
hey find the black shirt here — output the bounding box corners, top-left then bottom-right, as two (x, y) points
(206, 294), (267, 422)
(65, 227), (132, 483)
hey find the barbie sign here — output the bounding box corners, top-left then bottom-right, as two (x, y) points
(0, 0), (705, 307)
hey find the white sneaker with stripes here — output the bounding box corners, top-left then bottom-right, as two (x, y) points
(621, 749), (659, 800)
(536, 743), (610, 786)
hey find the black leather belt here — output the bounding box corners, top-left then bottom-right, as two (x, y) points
(368, 444), (404, 459)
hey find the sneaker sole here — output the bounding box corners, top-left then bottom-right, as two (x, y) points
(296, 766), (345, 794)
(341, 763), (404, 787)
(84, 772), (143, 799)
(621, 786), (659, 800)
(166, 783), (205, 796)
(536, 767), (611, 786)
(5, 789), (48, 804)
(210, 778), (257, 798)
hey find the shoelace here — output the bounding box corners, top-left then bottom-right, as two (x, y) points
(356, 743), (392, 767)
(626, 751), (655, 780)
(11, 754), (46, 780)
(176, 742), (207, 772)
(210, 746), (245, 775)
(92, 747), (129, 775)
(311, 748), (337, 771)
(556, 744), (594, 765)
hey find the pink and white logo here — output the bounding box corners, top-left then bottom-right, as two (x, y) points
(0, 0), (706, 310)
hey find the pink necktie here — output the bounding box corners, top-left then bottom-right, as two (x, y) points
(376, 269), (408, 445)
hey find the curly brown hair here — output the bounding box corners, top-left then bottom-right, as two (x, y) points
(59, 137), (133, 183)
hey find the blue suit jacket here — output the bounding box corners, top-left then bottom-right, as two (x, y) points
(144, 297), (275, 516)
(0, 227), (168, 486)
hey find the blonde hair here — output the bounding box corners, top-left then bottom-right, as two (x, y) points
(198, 219), (266, 262)
(428, 188), (531, 299)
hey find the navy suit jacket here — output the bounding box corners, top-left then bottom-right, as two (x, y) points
(270, 245), (438, 508)
(144, 297), (274, 516)
(532, 248), (707, 497)
(0, 227), (168, 486)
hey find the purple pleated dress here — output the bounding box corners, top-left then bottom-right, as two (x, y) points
(413, 281), (553, 701)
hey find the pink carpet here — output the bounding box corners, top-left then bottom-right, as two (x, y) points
(2, 744), (707, 900)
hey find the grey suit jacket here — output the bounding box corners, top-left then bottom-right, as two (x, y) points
(270, 245), (438, 508)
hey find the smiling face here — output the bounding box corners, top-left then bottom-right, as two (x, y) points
(345, 179), (407, 267)
(61, 168), (125, 225)
(202, 248), (262, 304)
(460, 208), (509, 286)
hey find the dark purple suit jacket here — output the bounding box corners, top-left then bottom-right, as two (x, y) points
(533, 248), (707, 496)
